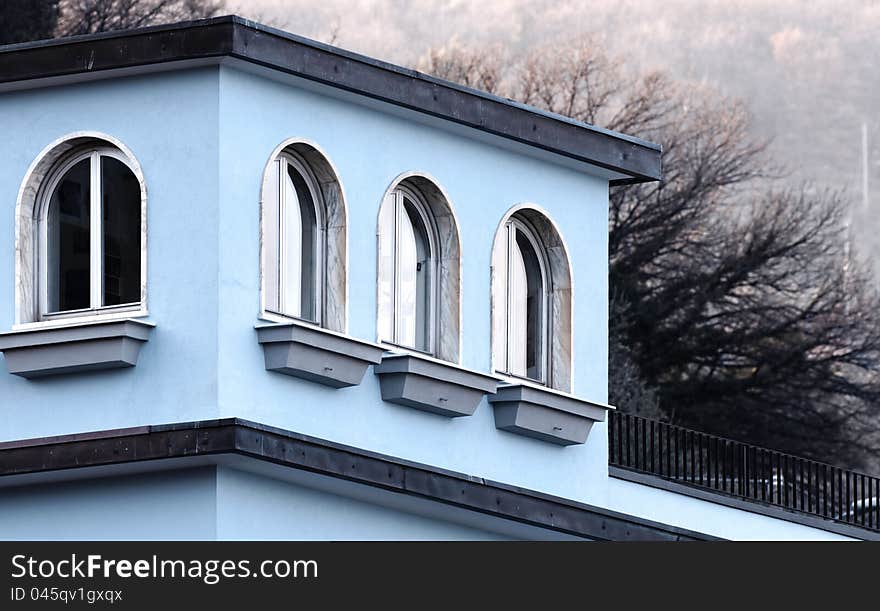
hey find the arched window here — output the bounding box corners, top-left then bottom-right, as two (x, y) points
(492, 208), (572, 391)
(492, 217), (549, 382)
(378, 184), (437, 354)
(39, 147), (142, 319)
(260, 141), (346, 332)
(376, 175), (461, 362)
(264, 151), (323, 322)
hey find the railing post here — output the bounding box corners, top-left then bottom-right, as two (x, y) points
(658, 421), (665, 477)
(732, 441), (737, 495)
(823, 464), (828, 518)
(799, 459), (805, 511)
(616, 412), (623, 466)
(714, 437), (720, 490)
(688, 430), (694, 484)
(846, 471), (851, 523)
(698, 433), (704, 487)
(722, 440), (728, 493)
(759, 448), (766, 501)
(783, 455), (789, 508)
(665, 425), (671, 477)
(860, 474), (866, 527)
(633, 417), (639, 470)
(807, 461), (813, 514)
(673, 426), (678, 481)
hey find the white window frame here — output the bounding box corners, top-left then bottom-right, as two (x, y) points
(378, 184), (439, 356)
(495, 216), (551, 385)
(37, 146), (144, 323)
(264, 150), (326, 326)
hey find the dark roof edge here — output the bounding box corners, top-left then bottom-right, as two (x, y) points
(0, 16), (661, 184)
(0, 417), (714, 541)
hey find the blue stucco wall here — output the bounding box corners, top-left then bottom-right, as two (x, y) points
(0, 68), (222, 437)
(0, 65), (610, 502)
(0, 65), (854, 540)
(215, 467), (512, 540)
(0, 467), (514, 541)
(214, 66), (609, 504)
(0, 469), (217, 540)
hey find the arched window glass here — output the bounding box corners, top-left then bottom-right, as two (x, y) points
(265, 152), (322, 322)
(101, 156), (142, 307)
(42, 149), (141, 317)
(378, 186), (436, 354)
(46, 157), (90, 313)
(493, 216), (549, 383)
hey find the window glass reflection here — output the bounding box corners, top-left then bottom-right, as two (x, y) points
(47, 158), (91, 313)
(101, 156), (141, 306)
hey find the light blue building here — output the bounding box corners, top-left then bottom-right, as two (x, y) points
(0, 16), (869, 540)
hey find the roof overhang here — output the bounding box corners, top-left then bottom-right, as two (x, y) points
(0, 16), (661, 186)
(0, 418), (715, 541)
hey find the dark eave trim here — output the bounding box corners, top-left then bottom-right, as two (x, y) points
(0, 418), (713, 541)
(0, 16), (661, 184)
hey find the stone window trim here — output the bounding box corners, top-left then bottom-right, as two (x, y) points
(259, 138), (348, 333)
(376, 171), (462, 364)
(14, 132), (149, 330)
(490, 204), (574, 393)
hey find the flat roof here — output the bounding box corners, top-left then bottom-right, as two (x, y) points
(0, 15), (661, 185)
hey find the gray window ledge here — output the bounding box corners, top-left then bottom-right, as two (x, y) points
(374, 353), (500, 417)
(256, 322), (385, 388)
(488, 384), (611, 446)
(0, 319), (154, 378)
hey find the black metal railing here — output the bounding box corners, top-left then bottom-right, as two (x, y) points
(609, 411), (880, 532)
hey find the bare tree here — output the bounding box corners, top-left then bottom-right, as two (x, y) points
(419, 40), (880, 468)
(418, 41), (505, 95)
(56, 0), (223, 37)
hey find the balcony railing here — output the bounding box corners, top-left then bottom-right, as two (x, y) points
(608, 411), (880, 532)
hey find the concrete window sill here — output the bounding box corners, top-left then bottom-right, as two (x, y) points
(0, 318), (154, 378)
(488, 384), (611, 446)
(256, 322), (385, 388)
(374, 353), (499, 417)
